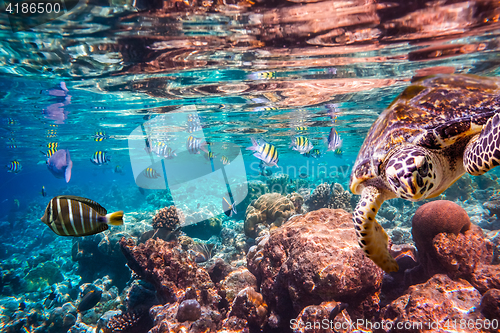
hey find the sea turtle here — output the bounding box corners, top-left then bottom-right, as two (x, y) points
(349, 74), (500, 273)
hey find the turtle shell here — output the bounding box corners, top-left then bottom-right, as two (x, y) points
(351, 74), (500, 192)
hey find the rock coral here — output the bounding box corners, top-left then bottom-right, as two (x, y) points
(292, 301), (350, 333)
(266, 173), (289, 193)
(227, 287), (267, 328)
(327, 183), (352, 212)
(101, 310), (152, 333)
(286, 192), (304, 214)
(247, 208), (383, 329)
(244, 193), (295, 238)
(221, 267), (258, 303)
(176, 299), (201, 322)
(24, 261), (64, 292)
(480, 288), (500, 320)
(381, 274), (487, 330)
(152, 205), (184, 234)
(119, 238), (223, 332)
(411, 200), (471, 277)
(306, 182), (330, 211)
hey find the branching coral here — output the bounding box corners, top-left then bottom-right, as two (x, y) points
(152, 206), (184, 231)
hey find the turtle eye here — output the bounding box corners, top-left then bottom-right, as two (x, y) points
(418, 158), (429, 177)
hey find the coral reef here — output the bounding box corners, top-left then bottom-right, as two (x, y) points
(227, 287), (267, 329)
(151, 206), (184, 240)
(381, 274), (486, 330)
(306, 182), (330, 211)
(327, 183), (352, 212)
(101, 310), (152, 333)
(24, 261), (64, 292)
(305, 182), (352, 212)
(119, 237), (223, 331)
(411, 200), (471, 277)
(266, 173), (289, 193)
(286, 192), (304, 214)
(221, 267), (258, 303)
(292, 301), (350, 333)
(244, 193), (295, 238)
(247, 208), (383, 329)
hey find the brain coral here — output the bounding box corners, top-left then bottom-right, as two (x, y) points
(152, 206), (184, 231)
(244, 193), (295, 238)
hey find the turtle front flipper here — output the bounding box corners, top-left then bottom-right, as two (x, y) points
(353, 185), (399, 273)
(464, 113), (500, 176)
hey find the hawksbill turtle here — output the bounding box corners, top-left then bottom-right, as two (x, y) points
(349, 74), (500, 273)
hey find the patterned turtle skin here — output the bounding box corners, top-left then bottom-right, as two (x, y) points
(350, 74), (500, 273)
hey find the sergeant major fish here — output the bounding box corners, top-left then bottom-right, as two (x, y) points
(90, 151), (110, 166)
(290, 136), (314, 154)
(246, 138), (279, 167)
(40, 195), (123, 237)
(6, 160), (21, 173)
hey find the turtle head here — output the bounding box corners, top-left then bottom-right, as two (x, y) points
(385, 146), (436, 201)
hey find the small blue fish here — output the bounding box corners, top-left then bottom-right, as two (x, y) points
(47, 149), (73, 183)
(91, 151), (110, 166)
(326, 128), (342, 152)
(144, 168), (161, 179)
(6, 160), (21, 173)
(290, 136), (314, 154)
(247, 138), (279, 167)
(41, 186), (47, 197)
(222, 197), (237, 217)
(93, 131), (108, 141)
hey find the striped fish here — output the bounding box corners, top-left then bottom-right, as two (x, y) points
(295, 126), (308, 132)
(144, 167), (161, 179)
(222, 197), (237, 217)
(334, 148), (342, 155)
(290, 136), (314, 154)
(90, 151), (110, 165)
(220, 155), (230, 165)
(205, 152), (216, 161)
(47, 142), (58, 149)
(40, 195), (123, 237)
(247, 70), (276, 80)
(304, 148), (322, 158)
(43, 147), (58, 158)
(246, 138), (279, 167)
(187, 136), (208, 154)
(6, 160), (21, 173)
(327, 128), (343, 152)
(93, 131), (108, 142)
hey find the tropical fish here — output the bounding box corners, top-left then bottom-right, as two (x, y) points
(40, 195), (124, 237)
(113, 165), (123, 174)
(5, 118), (17, 125)
(43, 97), (70, 125)
(247, 71), (276, 80)
(153, 142), (176, 159)
(187, 136), (208, 154)
(295, 126), (308, 132)
(46, 142), (58, 149)
(290, 136), (314, 154)
(93, 131), (108, 141)
(78, 289), (102, 312)
(220, 155), (230, 165)
(187, 114), (202, 133)
(46, 149), (73, 183)
(46, 129), (58, 138)
(144, 168), (161, 179)
(259, 160), (272, 177)
(90, 151), (110, 166)
(205, 152), (216, 161)
(325, 104), (340, 123)
(304, 148), (322, 158)
(326, 128), (342, 152)
(41, 186), (47, 197)
(246, 138), (279, 167)
(42, 147), (58, 158)
(252, 106), (278, 112)
(45, 81), (69, 97)
(334, 148), (342, 155)
(222, 197), (237, 217)
(6, 160), (21, 173)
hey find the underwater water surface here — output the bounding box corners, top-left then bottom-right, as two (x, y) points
(1, 0), (500, 332)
